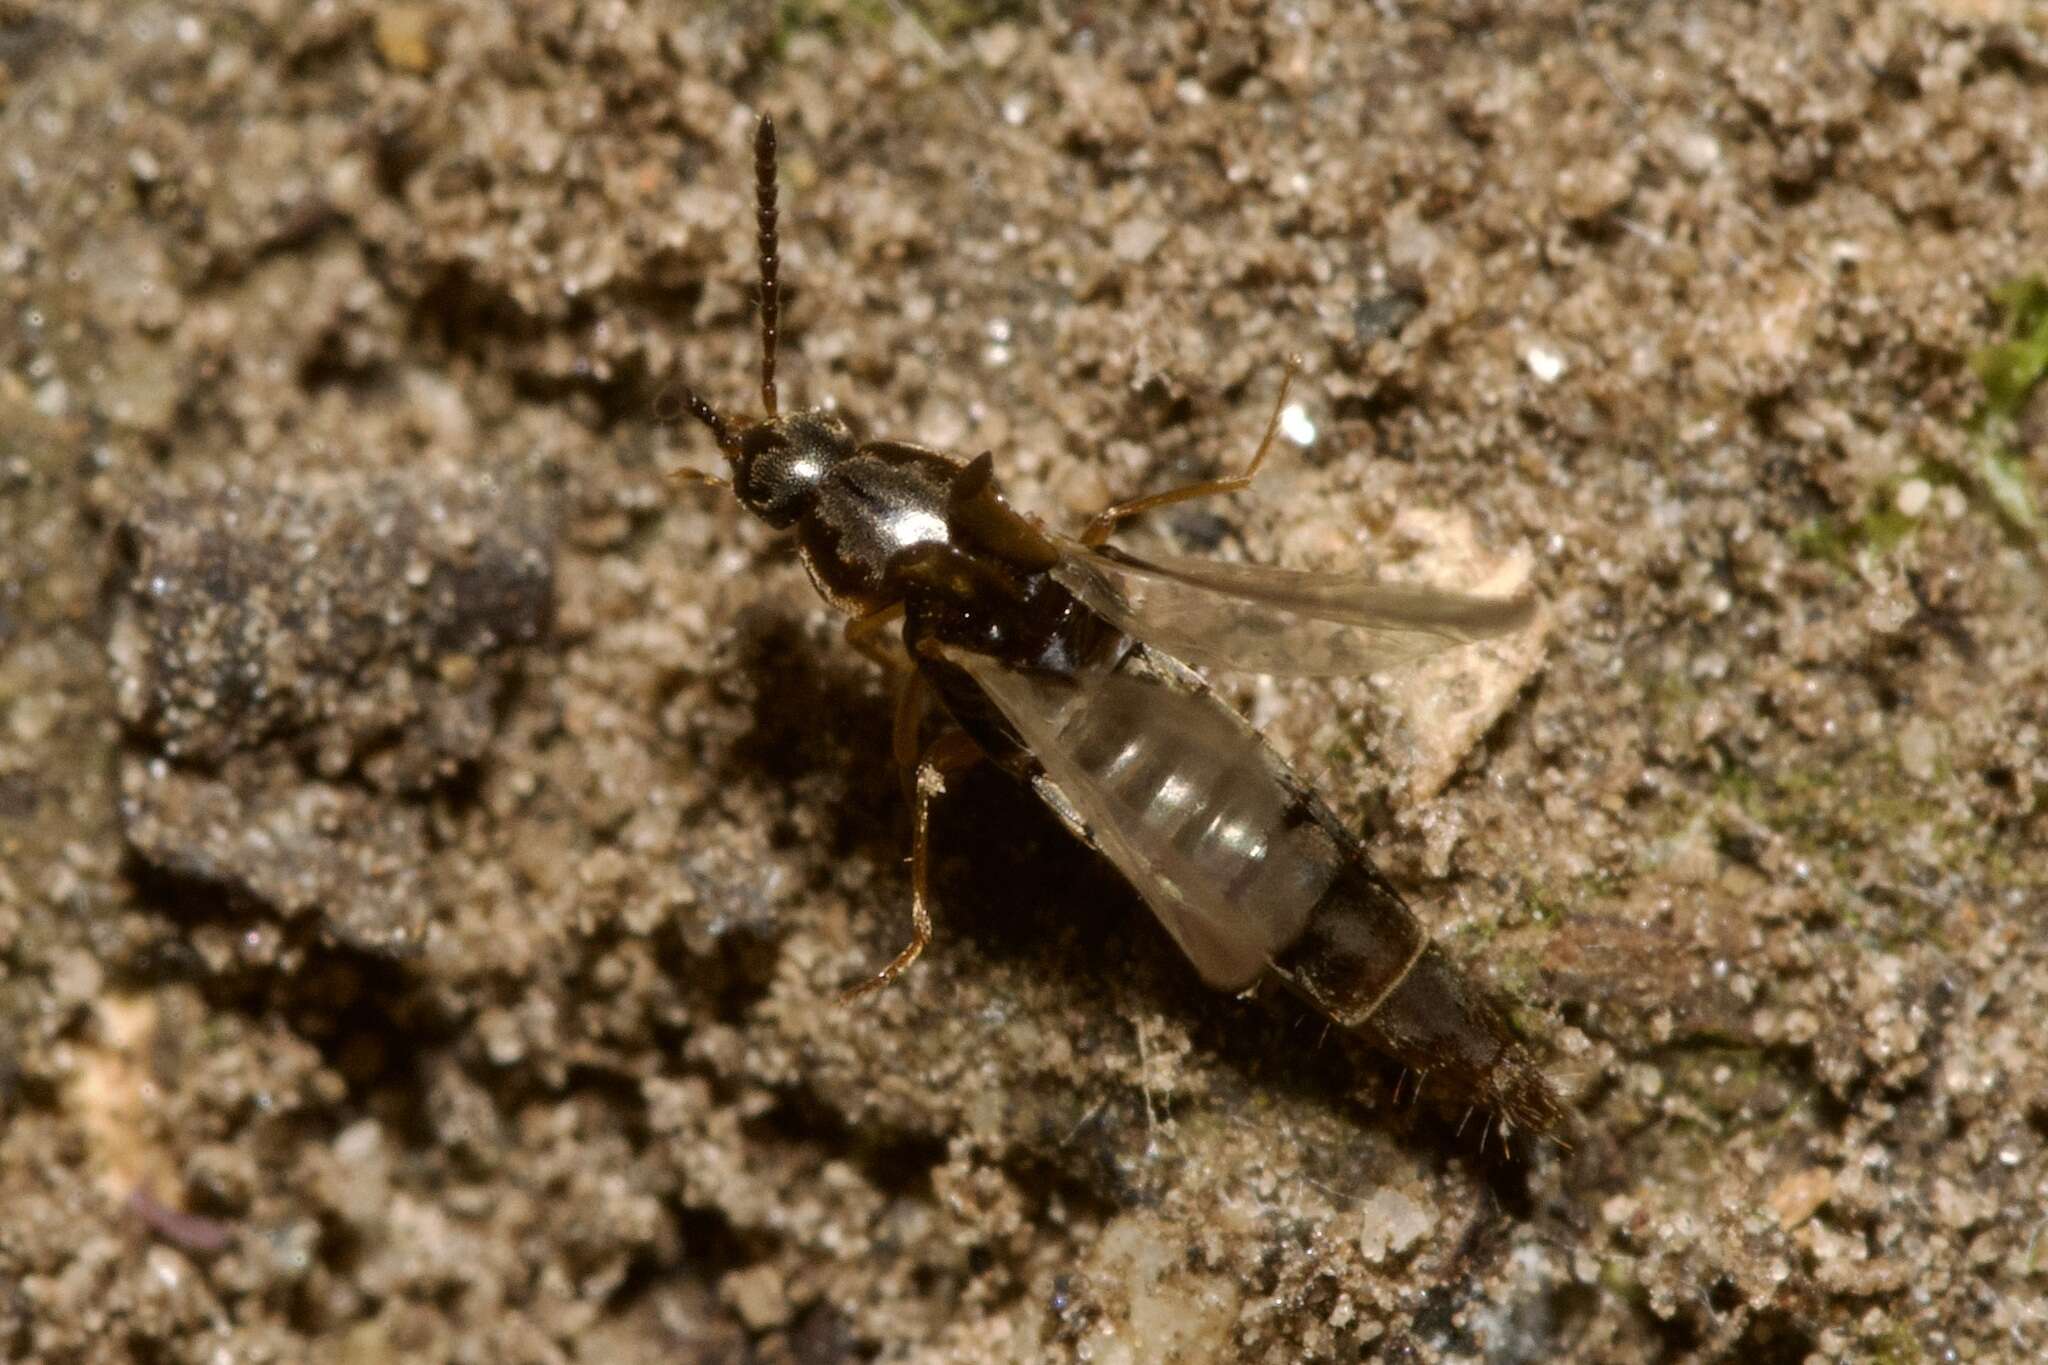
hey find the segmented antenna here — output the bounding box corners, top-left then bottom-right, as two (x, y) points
(754, 114), (780, 418)
(684, 390), (733, 451)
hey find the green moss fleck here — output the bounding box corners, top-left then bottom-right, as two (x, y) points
(1970, 275), (2048, 417)
(1960, 275), (2047, 538)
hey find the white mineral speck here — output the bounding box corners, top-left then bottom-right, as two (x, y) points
(1279, 402), (1316, 446)
(1112, 218), (1169, 264)
(1524, 344), (1566, 383)
(1895, 477), (1932, 517)
(1898, 717), (1938, 782)
(334, 1118), (383, 1164)
(1358, 1187), (1430, 1263)
(1671, 128), (1721, 177)
(984, 317), (1014, 367)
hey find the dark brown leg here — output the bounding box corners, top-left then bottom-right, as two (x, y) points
(1080, 354), (1303, 548)
(840, 729), (982, 1002)
(843, 601), (907, 673)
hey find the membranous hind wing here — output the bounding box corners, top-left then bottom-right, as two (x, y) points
(1051, 542), (1536, 678)
(945, 640), (1565, 1139)
(946, 646), (1423, 1002)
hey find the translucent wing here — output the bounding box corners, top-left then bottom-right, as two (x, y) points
(949, 648), (1345, 991)
(1049, 542), (1537, 678)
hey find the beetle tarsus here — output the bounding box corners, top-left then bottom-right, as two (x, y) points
(1079, 352), (1303, 547)
(839, 731), (978, 1003)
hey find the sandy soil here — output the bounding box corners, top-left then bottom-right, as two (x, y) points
(3, 2), (2046, 1361)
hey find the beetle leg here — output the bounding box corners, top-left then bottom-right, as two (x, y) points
(665, 465), (730, 492)
(840, 729), (981, 1002)
(843, 601), (908, 673)
(1080, 354), (1302, 547)
(890, 669), (929, 809)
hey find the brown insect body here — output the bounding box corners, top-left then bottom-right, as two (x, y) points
(679, 116), (1563, 1142)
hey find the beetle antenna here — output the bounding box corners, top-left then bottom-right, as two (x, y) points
(683, 389), (735, 452)
(754, 113), (780, 418)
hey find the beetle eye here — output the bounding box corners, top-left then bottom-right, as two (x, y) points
(732, 428), (825, 528)
(733, 442), (801, 527)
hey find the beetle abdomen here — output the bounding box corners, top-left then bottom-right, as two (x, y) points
(985, 658), (1342, 992)
(952, 641), (1564, 1138)
(1351, 943), (1565, 1138)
